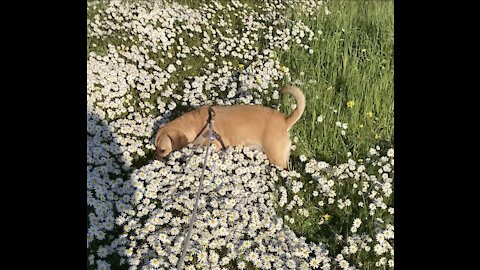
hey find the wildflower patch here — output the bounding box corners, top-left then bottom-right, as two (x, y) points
(111, 146), (331, 269)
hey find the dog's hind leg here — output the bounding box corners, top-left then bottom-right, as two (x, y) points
(262, 136), (291, 169)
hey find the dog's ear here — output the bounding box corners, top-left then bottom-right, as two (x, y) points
(154, 123), (167, 146)
(167, 130), (188, 150)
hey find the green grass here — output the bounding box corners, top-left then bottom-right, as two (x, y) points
(277, 0), (394, 165)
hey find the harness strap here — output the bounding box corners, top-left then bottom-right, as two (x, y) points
(214, 132), (226, 148)
(193, 106), (226, 148)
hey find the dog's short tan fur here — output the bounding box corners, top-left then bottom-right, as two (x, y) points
(155, 85), (305, 168)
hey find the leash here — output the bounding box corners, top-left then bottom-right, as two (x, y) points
(193, 106), (226, 149)
(177, 107), (216, 270)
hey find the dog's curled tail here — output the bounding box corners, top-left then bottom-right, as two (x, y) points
(280, 85), (305, 130)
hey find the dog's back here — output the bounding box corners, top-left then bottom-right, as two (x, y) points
(211, 85), (305, 147)
(211, 105), (283, 146)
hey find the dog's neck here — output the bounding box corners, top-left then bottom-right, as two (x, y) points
(183, 106), (212, 143)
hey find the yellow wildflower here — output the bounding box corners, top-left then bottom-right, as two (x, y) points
(347, 100), (355, 108)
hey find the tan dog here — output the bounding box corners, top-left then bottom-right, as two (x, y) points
(154, 85), (305, 168)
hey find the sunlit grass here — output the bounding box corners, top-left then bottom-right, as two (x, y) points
(277, 0), (393, 165)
